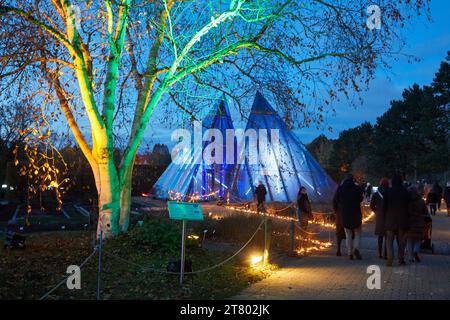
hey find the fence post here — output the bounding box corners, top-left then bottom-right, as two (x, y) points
(263, 216), (272, 265)
(180, 219), (186, 285)
(289, 219), (295, 255)
(263, 211), (268, 265)
(97, 229), (103, 300)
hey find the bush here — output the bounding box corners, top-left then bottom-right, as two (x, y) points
(129, 217), (182, 253)
(190, 214), (265, 245)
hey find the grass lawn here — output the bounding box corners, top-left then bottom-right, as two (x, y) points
(0, 229), (275, 300)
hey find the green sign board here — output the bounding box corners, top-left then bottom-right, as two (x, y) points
(168, 201), (204, 221)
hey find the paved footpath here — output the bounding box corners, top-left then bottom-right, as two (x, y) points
(235, 209), (450, 300)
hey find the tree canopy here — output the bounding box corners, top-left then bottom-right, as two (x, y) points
(0, 0), (431, 236)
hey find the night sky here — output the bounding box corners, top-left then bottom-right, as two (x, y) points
(141, 0), (450, 149)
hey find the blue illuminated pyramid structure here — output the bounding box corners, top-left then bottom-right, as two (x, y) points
(153, 92), (337, 203)
(232, 91), (337, 203)
(153, 96), (236, 200)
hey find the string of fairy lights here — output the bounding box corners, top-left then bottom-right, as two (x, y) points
(167, 189), (376, 256)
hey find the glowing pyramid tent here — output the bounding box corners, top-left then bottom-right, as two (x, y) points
(231, 91), (337, 203)
(153, 96), (236, 200)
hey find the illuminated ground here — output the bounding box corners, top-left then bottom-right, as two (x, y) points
(235, 209), (450, 300)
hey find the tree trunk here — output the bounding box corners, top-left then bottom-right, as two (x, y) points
(94, 154), (136, 237)
(96, 157), (121, 239)
(119, 163), (134, 233)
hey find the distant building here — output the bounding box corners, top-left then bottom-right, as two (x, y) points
(132, 144), (171, 196)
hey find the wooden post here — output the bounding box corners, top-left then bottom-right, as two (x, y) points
(290, 219), (295, 255)
(263, 215), (272, 265)
(263, 211), (268, 265)
(180, 219), (186, 285)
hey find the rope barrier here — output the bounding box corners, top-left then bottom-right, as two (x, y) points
(39, 247), (98, 300)
(270, 203), (295, 213)
(35, 203), (374, 298)
(294, 221), (320, 235)
(103, 219), (266, 275)
(312, 211), (334, 216)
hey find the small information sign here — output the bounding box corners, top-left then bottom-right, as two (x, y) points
(168, 201), (204, 221)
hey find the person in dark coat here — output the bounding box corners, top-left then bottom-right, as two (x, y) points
(332, 195), (346, 257)
(406, 186), (427, 263)
(426, 188), (439, 216)
(297, 186), (313, 241)
(297, 187), (312, 222)
(384, 174), (410, 266)
(255, 181), (267, 213)
(365, 183), (373, 202)
(333, 174), (363, 260)
(444, 182), (450, 216)
(434, 182), (443, 210)
(417, 180), (425, 197)
(370, 177), (389, 259)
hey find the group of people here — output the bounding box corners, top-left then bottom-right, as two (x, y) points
(333, 174), (448, 266)
(422, 181), (450, 216)
(253, 176), (449, 266)
(368, 175), (429, 266)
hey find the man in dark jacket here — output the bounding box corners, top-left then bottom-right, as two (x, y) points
(434, 182), (443, 210)
(255, 181), (267, 213)
(332, 190), (346, 257)
(426, 188), (439, 215)
(297, 186), (312, 242)
(297, 187), (312, 220)
(444, 182), (450, 216)
(365, 183), (373, 202)
(370, 177), (389, 259)
(333, 174), (363, 260)
(406, 186), (427, 263)
(384, 174), (410, 266)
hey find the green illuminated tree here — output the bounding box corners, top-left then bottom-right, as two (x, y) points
(0, 0), (429, 237)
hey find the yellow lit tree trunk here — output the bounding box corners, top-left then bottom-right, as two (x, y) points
(92, 138), (121, 238)
(92, 139), (136, 238)
(118, 161), (134, 233)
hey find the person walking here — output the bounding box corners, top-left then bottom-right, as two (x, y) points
(417, 180), (425, 197)
(255, 181), (267, 214)
(384, 174), (410, 267)
(406, 186), (427, 263)
(332, 202), (346, 257)
(297, 186), (313, 243)
(435, 182), (443, 211)
(426, 186), (439, 216)
(370, 177), (389, 259)
(444, 182), (450, 217)
(333, 174), (363, 260)
(365, 183), (373, 202)
(333, 178), (348, 257)
(424, 182), (431, 199)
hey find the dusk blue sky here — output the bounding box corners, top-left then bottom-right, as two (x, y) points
(309, 0), (450, 143)
(141, 0), (450, 150)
